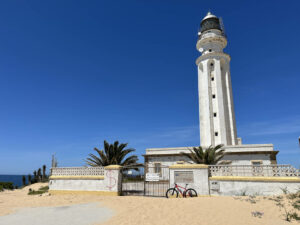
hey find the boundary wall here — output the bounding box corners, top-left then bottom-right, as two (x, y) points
(48, 164), (300, 196)
(169, 163), (300, 196)
(209, 176), (300, 196)
(49, 165), (122, 196)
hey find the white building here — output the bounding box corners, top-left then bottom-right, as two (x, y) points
(144, 12), (278, 169)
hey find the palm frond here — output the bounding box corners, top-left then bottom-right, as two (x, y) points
(85, 140), (139, 167)
(180, 144), (225, 165)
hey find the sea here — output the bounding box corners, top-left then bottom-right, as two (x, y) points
(0, 175), (27, 188)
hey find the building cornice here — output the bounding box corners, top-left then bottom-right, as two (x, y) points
(104, 165), (122, 170)
(196, 33), (227, 50)
(49, 176), (104, 180)
(169, 164), (209, 169)
(196, 52), (230, 65)
(209, 176), (300, 182)
(143, 150), (278, 157)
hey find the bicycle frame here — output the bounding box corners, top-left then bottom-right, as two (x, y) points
(173, 183), (188, 195)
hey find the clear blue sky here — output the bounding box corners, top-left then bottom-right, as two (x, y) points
(0, 0), (299, 174)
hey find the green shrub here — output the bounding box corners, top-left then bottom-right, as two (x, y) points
(28, 186), (49, 195)
(0, 185), (3, 192)
(0, 182), (14, 190)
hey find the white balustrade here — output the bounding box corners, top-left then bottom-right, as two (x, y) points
(209, 165), (300, 177)
(51, 167), (104, 176)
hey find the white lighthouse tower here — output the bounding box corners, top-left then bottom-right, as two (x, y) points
(196, 12), (238, 147)
(145, 12), (278, 167)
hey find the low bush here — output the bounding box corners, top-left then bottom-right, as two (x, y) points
(0, 182), (14, 190)
(270, 189), (300, 222)
(28, 186), (49, 195)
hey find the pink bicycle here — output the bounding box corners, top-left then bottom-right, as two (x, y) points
(166, 183), (197, 198)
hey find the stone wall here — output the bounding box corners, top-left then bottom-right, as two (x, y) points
(49, 164), (300, 197)
(209, 178), (300, 196)
(167, 163), (300, 196)
(49, 165), (122, 196)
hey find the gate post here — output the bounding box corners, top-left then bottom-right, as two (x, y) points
(104, 165), (123, 195)
(169, 164), (210, 196)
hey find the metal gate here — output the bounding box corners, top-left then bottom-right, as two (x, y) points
(121, 165), (170, 197)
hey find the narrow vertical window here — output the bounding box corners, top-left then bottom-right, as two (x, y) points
(154, 163), (161, 176)
(215, 132), (218, 136)
(214, 113), (217, 117)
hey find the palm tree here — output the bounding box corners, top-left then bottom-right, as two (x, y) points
(42, 165), (46, 181)
(181, 144), (225, 165)
(37, 168), (42, 182)
(33, 170), (37, 183)
(28, 174), (32, 185)
(85, 140), (140, 167)
(22, 175), (26, 187)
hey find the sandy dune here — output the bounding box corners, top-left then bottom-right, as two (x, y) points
(0, 183), (298, 225)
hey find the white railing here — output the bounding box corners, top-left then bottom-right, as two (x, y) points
(209, 165), (300, 177)
(51, 167), (105, 176)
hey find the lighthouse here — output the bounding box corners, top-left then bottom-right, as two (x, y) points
(196, 12), (238, 147)
(144, 12), (278, 167)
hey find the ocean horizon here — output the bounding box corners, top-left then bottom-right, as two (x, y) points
(0, 175), (28, 188)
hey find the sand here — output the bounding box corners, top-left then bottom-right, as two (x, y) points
(0, 203), (113, 225)
(0, 183), (298, 225)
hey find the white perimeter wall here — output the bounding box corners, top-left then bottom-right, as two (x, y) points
(50, 179), (106, 191)
(210, 180), (300, 196)
(49, 167), (122, 193)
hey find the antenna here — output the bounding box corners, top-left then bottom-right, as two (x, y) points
(219, 17), (226, 36)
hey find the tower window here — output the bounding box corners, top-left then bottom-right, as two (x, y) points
(215, 132), (218, 136)
(210, 63), (214, 67)
(211, 77), (214, 81)
(212, 94), (216, 99)
(214, 113), (217, 117)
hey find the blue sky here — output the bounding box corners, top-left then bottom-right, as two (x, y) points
(0, 0), (299, 174)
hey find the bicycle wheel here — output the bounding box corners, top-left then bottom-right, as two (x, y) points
(166, 188), (178, 198)
(184, 188), (197, 198)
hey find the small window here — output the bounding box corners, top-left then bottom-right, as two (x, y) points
(252, 161), (262, 166)
(214, 113), (217, 117)
(211, 77), (214, 81)
(154, 163), (161, 175)
(209, 49), (212, 52)
(215, 132), (218, 136)
(212, 94), (216, 99)
(210, 63), (214, 67)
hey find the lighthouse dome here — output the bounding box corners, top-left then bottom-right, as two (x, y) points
(200, 12), (221, 33)
(202, 11), (217, 21)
